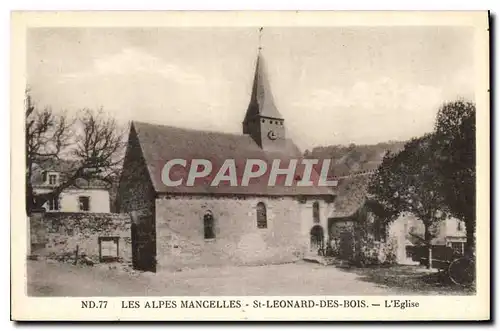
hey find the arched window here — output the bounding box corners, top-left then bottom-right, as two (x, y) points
(313, 201), (320, 223)
(203, 211), (215, 239)
(256, 202), (267, 229)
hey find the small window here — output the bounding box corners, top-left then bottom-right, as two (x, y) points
(98, 236), (120, 262)
(44, 172), (59, 185)
(47, 196), (60, 211)
(256, 202), (267, 229)
(451, 242), (464, 255)
(204, 211), (215, 239)
(79, 196), (90, 211)
(48, 174), (58, 185)
(313, 201), (320, 223)
(261, 119), (265, 123)
(457, 221), (463, 231)
(405, 246), (414, 259)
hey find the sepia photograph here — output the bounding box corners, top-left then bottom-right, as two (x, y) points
(11, 10), (490, 321)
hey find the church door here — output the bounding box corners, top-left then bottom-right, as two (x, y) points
(310, 225), (324, 254)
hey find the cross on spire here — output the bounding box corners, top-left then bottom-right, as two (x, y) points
(243, 28), (282, 129)
(258, 27), (263, 52)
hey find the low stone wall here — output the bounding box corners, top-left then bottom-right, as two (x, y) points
(328, 215), (397, 266)
(31, 212), (131, 264)
(353, 236), (398, 265)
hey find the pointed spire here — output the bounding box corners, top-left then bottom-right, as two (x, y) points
(252, 55), (282, 119)
(244, 27), (282, 121)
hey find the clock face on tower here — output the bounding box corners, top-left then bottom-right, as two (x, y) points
(267, 130), (278, 140)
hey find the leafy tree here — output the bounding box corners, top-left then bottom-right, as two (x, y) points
(368, 135), (447, 268)
(25, 89), (124, 215)
(433, 100), (476, 257)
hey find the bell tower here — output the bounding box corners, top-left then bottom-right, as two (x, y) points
(242, 27), (286, 151)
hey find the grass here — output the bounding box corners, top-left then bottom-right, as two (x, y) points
(337, 264), (475, 295)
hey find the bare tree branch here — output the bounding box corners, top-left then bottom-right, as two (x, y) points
(25, 89), (125, 213)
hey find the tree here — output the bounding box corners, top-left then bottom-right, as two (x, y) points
(25, 89), (124, 215)
(368, 135), (447, 268)
(433, 100), (476, 257)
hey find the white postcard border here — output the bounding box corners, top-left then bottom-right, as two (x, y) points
(10, 10), (490, 321)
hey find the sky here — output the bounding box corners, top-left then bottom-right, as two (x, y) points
(27, 27), (475, 150)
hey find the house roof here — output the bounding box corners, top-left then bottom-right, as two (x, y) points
(132, 121), (334, 197)
(31, 159), (111, 189)
(405, 234), (447, 246)
(306, 142), (404, 177)
(329, 174), (372, 218)
(35, 158), (79, 174)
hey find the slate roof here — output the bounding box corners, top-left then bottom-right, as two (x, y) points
(405, 229), (450, 246)
(243, 54), (283, 122)
(132, 121), (333, 196)
(328, 174), (372, 218)
(123, 54), (335, 197)
(31, 159), (110, 189)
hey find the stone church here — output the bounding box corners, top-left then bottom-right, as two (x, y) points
(118, 54), (335, 272)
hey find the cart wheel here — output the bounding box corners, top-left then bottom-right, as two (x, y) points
(448, 257), (475, 286)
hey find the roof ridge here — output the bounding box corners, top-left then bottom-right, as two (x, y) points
(127, 120), (332, 196)
(327, 169), (377, 180)
(132, 120), (254, 140)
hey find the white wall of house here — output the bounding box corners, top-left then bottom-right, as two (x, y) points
(439, 218), (467, 254)
(387, 214), (423, 264)
(35, 188), (111, 213)
(388, 214), (467, 264)
(441, 218), (467, 238)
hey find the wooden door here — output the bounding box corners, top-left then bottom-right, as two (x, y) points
(131, 216), (156, 272)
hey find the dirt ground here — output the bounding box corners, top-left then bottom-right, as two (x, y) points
(26, 260), (473, 297)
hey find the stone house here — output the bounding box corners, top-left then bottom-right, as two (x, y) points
(31, 159), (111, 213)
(29, 160), (118, 261)
(388, 214), (467, 264)
(327, 173), (390, 264)
(117, 54), (335, 272)
(327, 172), (466, 265)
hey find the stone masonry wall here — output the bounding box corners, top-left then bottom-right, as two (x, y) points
(117, 125), (156, 217)
(36, 212), (131, 264)
(117, 126), (157, 271)
(155, 195), (332, 271)
(329, 211), (397, 265)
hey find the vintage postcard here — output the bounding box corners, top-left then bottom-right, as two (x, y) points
(11, 11), (490, 321)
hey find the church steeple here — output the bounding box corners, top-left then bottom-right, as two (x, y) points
(246, 54), (283, 120)
(243, 27), (285, 151)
